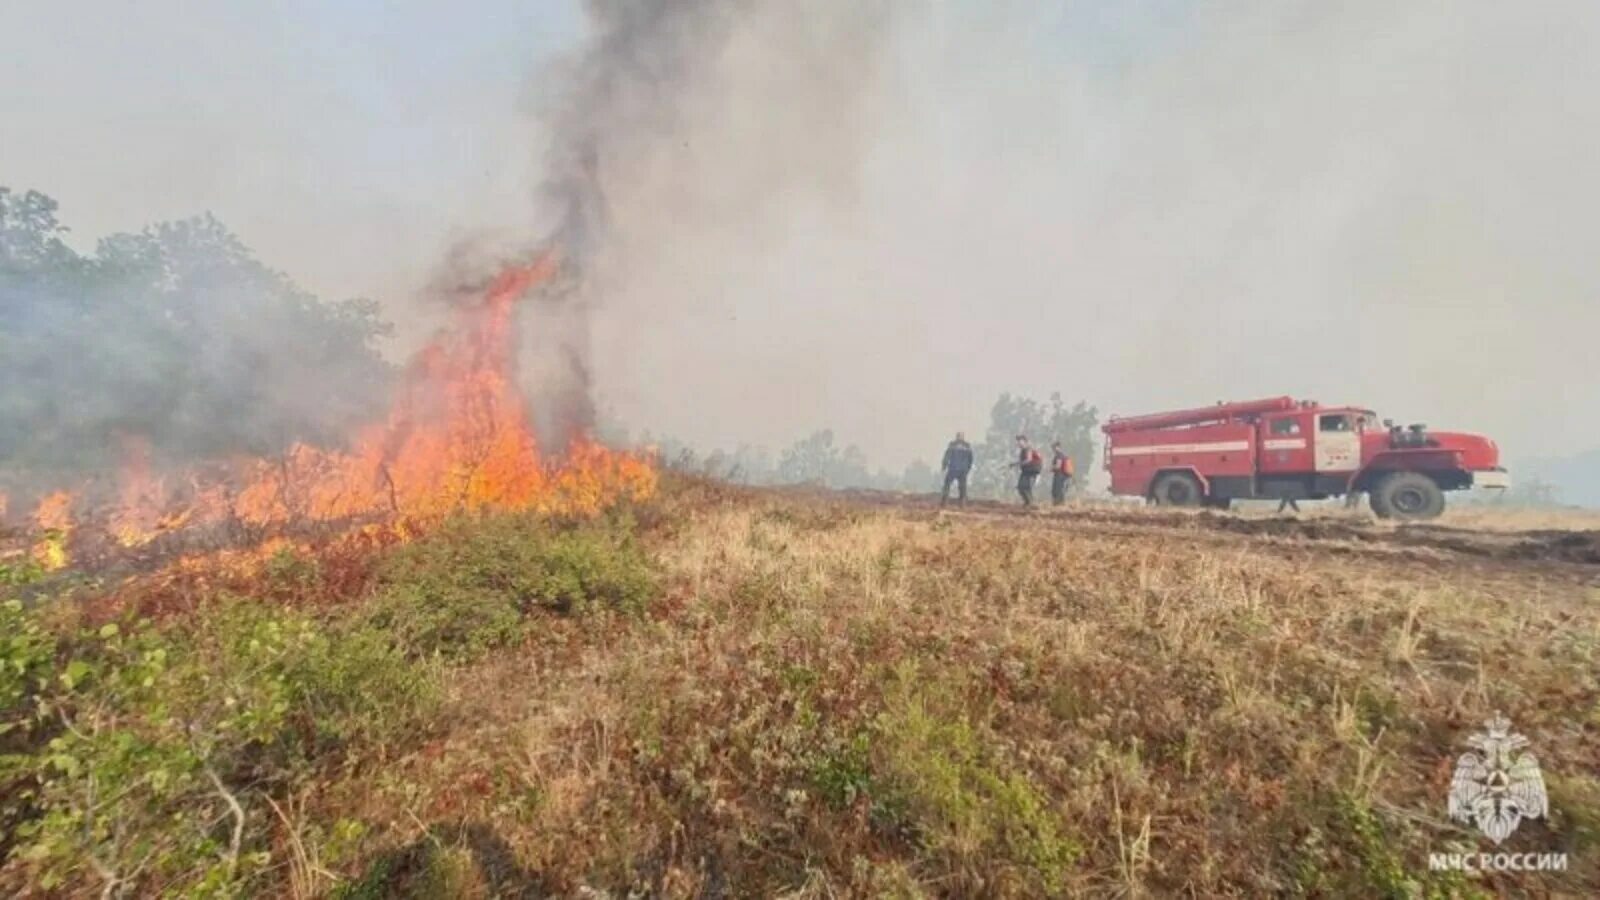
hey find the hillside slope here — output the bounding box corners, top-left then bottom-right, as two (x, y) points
(3, 479), (1598, 896)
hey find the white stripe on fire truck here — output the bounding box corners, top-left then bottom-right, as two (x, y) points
(1262, 438), (1307, 450)
(1109, 441), (1251, 457)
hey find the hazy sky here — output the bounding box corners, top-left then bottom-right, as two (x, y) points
(2, 1), (578, 306)
(5, 1), (1597, 469)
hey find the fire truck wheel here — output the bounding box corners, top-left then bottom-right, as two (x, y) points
(1151, 472), (1204, 508)
(1371, 472), (1445, 520)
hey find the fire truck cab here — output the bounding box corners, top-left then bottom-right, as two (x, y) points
(1102, 396), (1508, 520)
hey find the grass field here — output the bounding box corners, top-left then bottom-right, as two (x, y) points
(3, 477), (1597, 897)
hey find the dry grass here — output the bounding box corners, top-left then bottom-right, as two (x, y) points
(7, 479), (1598, 897)
(1431, 504), (1600, 532)
(311, 484), (1598, 897)
(1029, 493), (1600, 532)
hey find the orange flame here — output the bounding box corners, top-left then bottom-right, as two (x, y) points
(109, 435), (188, 547)
(50, 254), (654, 574)
(228, 256), (654, 528)
(31, 491), (73, 571)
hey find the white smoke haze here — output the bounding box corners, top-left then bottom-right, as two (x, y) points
(572, 0), (1600, 468)
(518, 0), (902, 446)
(5, 0), (1597, 474)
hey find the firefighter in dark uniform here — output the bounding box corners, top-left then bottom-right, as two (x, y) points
(1049, 441), (1074, 506)
(940, 432), (974, 507)
(1013, 435), (1043, 507)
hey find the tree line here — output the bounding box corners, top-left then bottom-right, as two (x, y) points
(0, 188), (393, 486)
(3, 187), (1098, 502)
(608, 392), (1099, 500)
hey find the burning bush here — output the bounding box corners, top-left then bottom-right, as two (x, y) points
(0, 500), (661, 896)
(0, 244), (657, 578)
(0, 190), (393, 481)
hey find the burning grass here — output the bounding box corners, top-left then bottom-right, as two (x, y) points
(3, 479), (1598, 896)
(0, 508), (657, 896)
(0, 255), (657, 582)
(0, 248), (666, 896)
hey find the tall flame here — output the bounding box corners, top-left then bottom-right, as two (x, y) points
(230, 256), (654, 526)
(16, 255), (655, 573)
(109, 435), (180, 547)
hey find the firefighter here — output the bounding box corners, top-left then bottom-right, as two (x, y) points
(940, 431), (974, 507)
(1049, 441), (1074, 506)
(1277, 496), (1301, 514)
(1011, 435), (1044, 507)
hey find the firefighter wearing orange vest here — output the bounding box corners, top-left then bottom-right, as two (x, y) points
(1012, 435), (1044, 507)
(1050, 441), (1075, 506)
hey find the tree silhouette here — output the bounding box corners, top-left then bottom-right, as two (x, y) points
(969, 393), (1098, 500)
(0, 188), (393, 483)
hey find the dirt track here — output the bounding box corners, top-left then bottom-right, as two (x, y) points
(821, 488), (1600, 582)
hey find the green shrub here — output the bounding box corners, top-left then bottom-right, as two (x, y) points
(1548, 773), (1600, 856)
(0, 599), (55, 738)
(365, 513), (655, 660)
(0, 511), (652, 893)
(1335, 795), (1420, 899)
(0, 558), (47, 588)
(810, 730), (875, 809)
(1287, 791), (1484, 900)
(5, 618), (244, 893)
(869, 664), (1079, 895)
(261, 545), (325, 602)
(336, 840), (480, 900)
(165, 601), (440, 765)
(0, 598), (60, 863)
(285, 621), (439, 752)
(3, 599), (438, 895)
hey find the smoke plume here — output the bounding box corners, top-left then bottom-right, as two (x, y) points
(548, 0), (1600, 471)
(5, 0), (1598, 484)
(521, 0), (899, 445)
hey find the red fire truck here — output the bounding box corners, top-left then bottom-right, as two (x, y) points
(1101, 397), (1508, 520)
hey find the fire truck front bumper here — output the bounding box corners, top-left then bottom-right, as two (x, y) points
(1471, 468), (1511, 490)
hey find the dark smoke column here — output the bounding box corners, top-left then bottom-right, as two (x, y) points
(528, 0), (743, 446)
(526, 140), (601, 447)
(525, 0), (896, 447)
